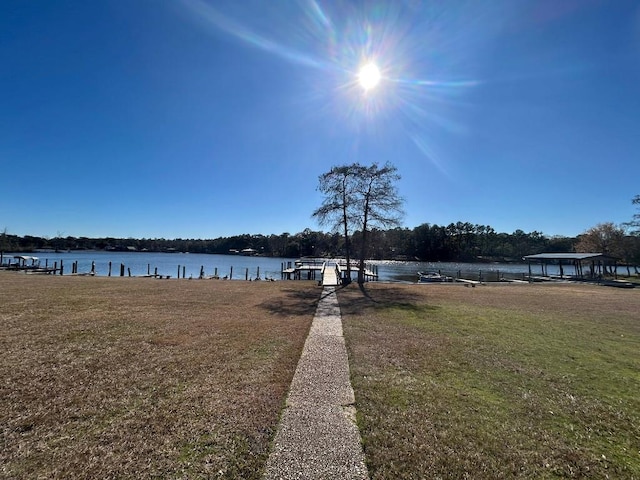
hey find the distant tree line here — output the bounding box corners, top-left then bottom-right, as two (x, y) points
(2, 223), (638, 264)
(4, 189), (639, 265)
(3, 191), (639, 264)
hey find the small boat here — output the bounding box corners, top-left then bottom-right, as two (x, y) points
(418, 271), (452, 283)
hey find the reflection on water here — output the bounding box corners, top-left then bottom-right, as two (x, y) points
(3, 251), (295, 280)
(3, 251), (553, 282)
(368, 260), (540, 282)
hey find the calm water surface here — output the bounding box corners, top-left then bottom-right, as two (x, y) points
(3, 251), (553, 282)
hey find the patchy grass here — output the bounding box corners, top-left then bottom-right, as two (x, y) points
(339, 282), (640, 479)
(0, 273), (317, 479)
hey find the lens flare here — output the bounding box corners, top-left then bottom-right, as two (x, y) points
(181, 0), (483, 173)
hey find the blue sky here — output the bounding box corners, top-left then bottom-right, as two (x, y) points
(1, 0), (639, 240)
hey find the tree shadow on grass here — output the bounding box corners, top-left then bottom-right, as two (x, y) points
(337, 282), (438, 316)
(258, 286), (323, 316)
(258, 282), (438, 317)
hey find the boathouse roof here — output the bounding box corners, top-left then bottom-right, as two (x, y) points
(522, 253), (617, 262)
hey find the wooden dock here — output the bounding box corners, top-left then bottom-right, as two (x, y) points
(281, 259), (378, 286)
(281, 260), (324, 281)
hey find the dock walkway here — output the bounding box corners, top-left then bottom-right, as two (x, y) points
(321, 261), (340, 286)
(262, 287), (369, 479)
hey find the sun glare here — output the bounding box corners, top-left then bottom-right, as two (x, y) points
(358, 63), (381, 91)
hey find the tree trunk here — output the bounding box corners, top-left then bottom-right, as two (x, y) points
(342, 198), (351, 284)
(358, 233), (367, 284)
(358, 200), (370, 284)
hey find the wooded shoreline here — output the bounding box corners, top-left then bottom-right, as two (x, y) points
(0, 226), (585, 263)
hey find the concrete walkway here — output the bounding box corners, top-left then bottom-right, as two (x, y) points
(263, 287), (369, 480)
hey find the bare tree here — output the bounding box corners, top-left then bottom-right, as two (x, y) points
(313, 162), (404, 284)
(312, 165), (361, 283)
(623, 195), (640, 235)
(575, 222), (626, 258)
(353, 163), (404, 283)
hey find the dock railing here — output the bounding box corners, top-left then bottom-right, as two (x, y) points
(319, 261), (340, 286)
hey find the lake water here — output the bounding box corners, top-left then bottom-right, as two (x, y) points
(2, 250), (555, 282)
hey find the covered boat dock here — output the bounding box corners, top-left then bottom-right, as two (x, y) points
(522, 253), (619, 280)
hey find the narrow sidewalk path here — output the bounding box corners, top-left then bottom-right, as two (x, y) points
(263, 287), (369, 480)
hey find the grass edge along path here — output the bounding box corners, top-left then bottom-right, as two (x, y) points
(263, 286), (369, 479)
(339, 282), (640, 479)
(0, 273), (317, 479)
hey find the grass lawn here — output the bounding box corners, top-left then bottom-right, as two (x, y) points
(0, 273), (317, 479)
(339, 282), (640, 479)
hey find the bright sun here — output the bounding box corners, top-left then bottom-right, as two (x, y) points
(358, 63), (381, 91)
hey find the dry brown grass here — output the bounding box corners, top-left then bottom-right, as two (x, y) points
(0, 272), (318, 479)
(339, 282), (640, 479)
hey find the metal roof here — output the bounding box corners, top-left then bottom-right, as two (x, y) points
(522, 253), (616, 261)
(13, 255), (39, 261)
